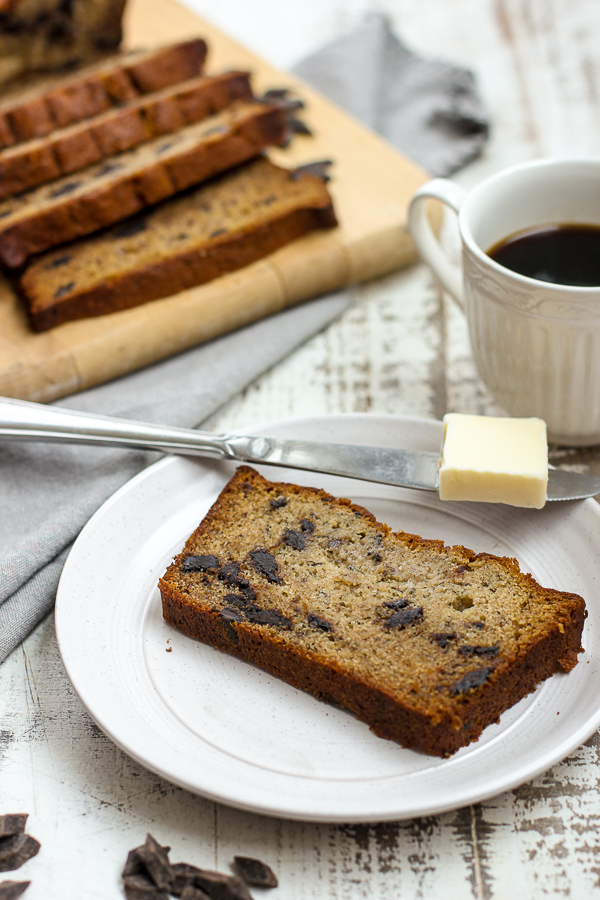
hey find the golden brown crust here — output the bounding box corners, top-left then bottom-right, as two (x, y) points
(158, 466), (586, 757)
(19, 157), (338, 331)
(0, 71), (253, 200)
(0, 101), (287, 267)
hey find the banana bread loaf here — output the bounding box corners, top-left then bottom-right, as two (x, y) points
(19, 156), (338, 330)
(0, 99), (287, 267)
(0, 38), (207, 148)
(159, 466), (586, 757)
(0, 0), (127, 86)
(0, 70), (253, 200)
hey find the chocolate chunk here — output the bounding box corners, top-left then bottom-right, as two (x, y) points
(171, 864), (253, 900)
(0, 210), (12, 219)
(122, 847), (146, 878)
(245, 607), (292, 629)
(0, 835), (40, 872)
(156, 141), (175, 154)
(0, 882), (30, 900)
(431, 632), (457, 649)
(459, 645), (500, 658)
(249, 549), (281, 584)
(54, 282), (75, 298)
(0, 819), (26, 841)
(136, 834), (174, 891)
(289, 116), (312, 135)
(307, 613), (332, 632)
(384, 606), (424, 629)
(96, 161), (123, 177)
(233, 856), (278, 888)
(123, 872), (169, 899)
(49, 180), (80, 197)
(291, 160), (333, 183)
(202, 126), (229, 137)
(221, 607), (243, 623)
(44, 254), (71, 269)
(269, 497), (287, 509)
(179, 885), (211, 900)
(181, 554), (220, 573)
(283, 529), (305, 550)
(218, 562), (246, 585)
(383, 598), (408, 611)
(222, 593), (250, 610)
(300, 519), (315, 533)
(450, 667), (495, 694)
(210, 229), (227, 238)
(111, 218), (148, 239)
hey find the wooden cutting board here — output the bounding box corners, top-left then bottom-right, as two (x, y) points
(0, 0), (433, 403)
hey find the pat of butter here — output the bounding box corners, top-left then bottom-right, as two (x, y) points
(439, 413), (548, 508)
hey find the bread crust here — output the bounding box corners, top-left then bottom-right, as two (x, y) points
(158, 466), (586, 757)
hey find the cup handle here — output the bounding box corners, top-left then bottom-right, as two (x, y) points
(408, 178), (468, 311)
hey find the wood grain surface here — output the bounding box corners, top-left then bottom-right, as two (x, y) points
(3, 1), (600, 899)
(0, 0), (431, 403)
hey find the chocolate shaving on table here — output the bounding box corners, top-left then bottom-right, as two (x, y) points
(123, 872), (169, 900)
(291, 160), (333, 182)
(136, 834), (174, 891)
(233, 856), (278, 888)
(0, 835), (40, 873)
(178, 885), (211, 900)
(0, 881), (30, 900)
(288, 116), (312, 135)
(0, 819), (27, 841)
(170, 863), (252, 900)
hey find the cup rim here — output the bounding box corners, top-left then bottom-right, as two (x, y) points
(458, 156), (600, 295)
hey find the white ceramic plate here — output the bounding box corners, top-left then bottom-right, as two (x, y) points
(55, 414), (600, 823)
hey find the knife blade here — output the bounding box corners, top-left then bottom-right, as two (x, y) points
(0, 396), (598, 502)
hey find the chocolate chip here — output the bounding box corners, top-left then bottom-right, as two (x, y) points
(233, 856), (278, 888)
(0, 835), (40, 872)
(44, 254), (71, 269)
(221, 607), (243, 623)
(202, 126), (229, 137)
(307, 613), (332, 632)
(283, 529), (305, 550)
(95, 161), (123, 177)
(384, 606), (423, 629)
(218, 562), (243, 584)
(181, 554), (219, 572)
(249, 549), (281, 584)
(450, 667), (495, 694)
(0, 883), (31, 900)
(156, 141), (175, 154)
(210, 228), (227, 238)
(289, 116), (312, 135)
(49, 180), (80, 197)
(431, 632), (457, 649)
(222, 593), (250, 609)
(383, 598), (408, 611)
(0, 820), (26, 841)
(111, 218), (148, 239)
(54, 282), (75, 299)
(0, 209), (12, 219)
(269, 497), (287, 509)
(459, 645), (500, 658)
(300, 519), (315, 533)
(245, 608), (292, 629)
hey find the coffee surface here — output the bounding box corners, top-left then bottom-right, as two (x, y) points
(488, 224), (600, 286)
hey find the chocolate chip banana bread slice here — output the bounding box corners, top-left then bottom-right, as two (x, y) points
(159, 466), (586, 757)
(0, 99), (287, 267)
(20, 156), (338, 330)
(0, 38), (207, 148)
(0, 71), (254, 200)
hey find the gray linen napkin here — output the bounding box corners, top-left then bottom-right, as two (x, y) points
(0, 15), (488, 663)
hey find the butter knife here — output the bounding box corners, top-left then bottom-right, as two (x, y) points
(0, 397), (598, 502)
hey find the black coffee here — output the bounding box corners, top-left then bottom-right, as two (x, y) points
(487, 224), (600, 287)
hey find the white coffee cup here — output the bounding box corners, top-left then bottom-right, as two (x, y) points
(408, 158), (600, 446)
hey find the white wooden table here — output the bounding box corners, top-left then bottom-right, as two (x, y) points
(3, 1), (600, 897)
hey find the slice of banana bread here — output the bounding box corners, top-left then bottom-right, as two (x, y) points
(19, 157), (338, 330)
(0, 71), (253, 200)
(0, 38), (207, 148)
(0, 99), (287, 268)
(159, 466), (586, 757)
(0, 0), (127, 87)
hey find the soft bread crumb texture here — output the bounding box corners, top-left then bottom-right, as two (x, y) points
(439, 413), (548, 508)
(159, 466), (585, 756)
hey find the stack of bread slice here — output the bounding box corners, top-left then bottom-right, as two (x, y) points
(0, 37), (338, 331)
